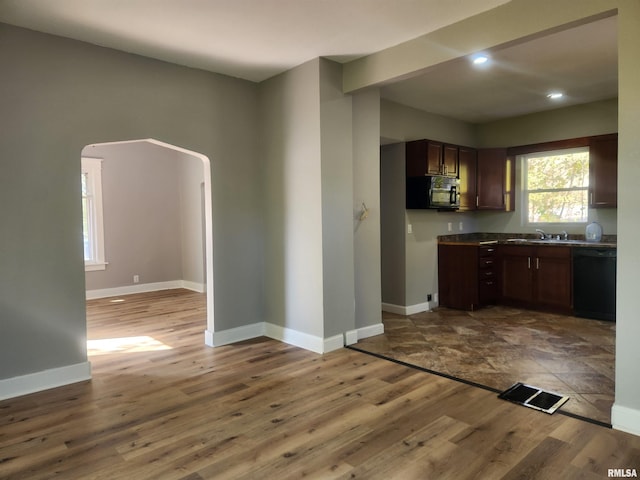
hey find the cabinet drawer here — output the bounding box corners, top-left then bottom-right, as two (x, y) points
(479, 278), (498, 302)
(479, 269), (495, 280)
(479, 246), (497, 257)
(479, 257), (496, 269)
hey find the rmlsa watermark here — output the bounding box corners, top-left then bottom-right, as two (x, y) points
(608, 469), (638, 478)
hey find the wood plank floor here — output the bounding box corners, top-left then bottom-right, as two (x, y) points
(1, 289), (639, 479)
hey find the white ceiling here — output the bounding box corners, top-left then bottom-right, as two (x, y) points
(0, 0), (510, 82)
(0, 0), (618, 123)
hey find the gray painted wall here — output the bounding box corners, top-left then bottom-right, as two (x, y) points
(476, 98), (618, 148)
(320, 59), (356, 339)
(258, 58), (382, 343)
(381, 99), (477, 147)
(178, 151), (206, 288)
(352, 89), (382, 330)
(0, 23), (262, 380)
(259, 59), (325, 338)
(380, 143), (406, 306)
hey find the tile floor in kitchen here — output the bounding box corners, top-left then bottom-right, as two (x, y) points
(354, 305), (615, 425)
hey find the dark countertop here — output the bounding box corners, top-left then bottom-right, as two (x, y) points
(438, 232), (617, 248)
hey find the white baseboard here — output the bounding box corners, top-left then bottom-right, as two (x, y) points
(86, 280), (205, 300)
(264, 323), (344, 353)
(181, 281), (206, 293)
(205, 323), (265, 347)
(356, 323), (384, 340)
(344, 329), (359, 345)
(382, 301), (434, 315)
(207, 322), (345, 354)
(0, 362), (92, 401)
(323, 334), (346, 353)
(612, 403), (640, 437)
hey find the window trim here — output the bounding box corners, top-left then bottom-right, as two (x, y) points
(82, 157), (107, 271)
(521, 146), (590, 226)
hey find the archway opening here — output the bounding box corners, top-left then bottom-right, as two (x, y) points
(81, 138), (214, 343)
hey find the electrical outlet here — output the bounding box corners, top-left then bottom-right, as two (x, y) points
(447, 222), (452, 232)
(133, 275), (140, 284)
(459, 221), (464, 231)
(427, 294), (432, 302)
(408, 223), (413, 234)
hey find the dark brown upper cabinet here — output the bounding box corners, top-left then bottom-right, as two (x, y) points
(406, 139), (458, 177)
(476, 148), (514, 211)
(442, 144), (459, 177)
(589, 133), (617, 208)
(457, 146), (477, 211)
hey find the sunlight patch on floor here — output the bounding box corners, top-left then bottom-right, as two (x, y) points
(87, 336), (172, 356)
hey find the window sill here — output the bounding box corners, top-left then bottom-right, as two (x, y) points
(85, 262), (108, 272)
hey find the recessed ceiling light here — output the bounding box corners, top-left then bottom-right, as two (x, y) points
(472, 55), (490, 65)
(547, 92), (564, 99)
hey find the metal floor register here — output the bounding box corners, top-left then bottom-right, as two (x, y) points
(498, 382), (570, 414)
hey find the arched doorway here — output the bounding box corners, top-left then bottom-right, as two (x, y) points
(81, 138), (215, 341)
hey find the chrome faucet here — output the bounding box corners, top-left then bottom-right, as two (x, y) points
(535, 229), (546, 239)
(560, 230), (568, 240)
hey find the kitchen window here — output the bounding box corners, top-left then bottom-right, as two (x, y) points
(523, 147), (589, 224)
(82, 157), (107, 271)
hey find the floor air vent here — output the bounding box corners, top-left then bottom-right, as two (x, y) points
(498, 382), (569, 414)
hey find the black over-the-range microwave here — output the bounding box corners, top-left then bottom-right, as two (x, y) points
(406, 175), (460, 210)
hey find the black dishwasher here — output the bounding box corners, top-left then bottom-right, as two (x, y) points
(572, 247), (616, 321)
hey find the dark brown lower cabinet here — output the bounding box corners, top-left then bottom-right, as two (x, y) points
(500, 245), (572, 314)
(438, 244), (498, 311)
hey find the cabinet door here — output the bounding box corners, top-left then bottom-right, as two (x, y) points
(438, 244), (479, 310)
(406, 140), (444, 176)
(458, 147), (477, 211)
(406, 140), (428, 177)
(477, 148), (507, 210)
(427, 141), (443, 175)
(534, 247), (572, 311)
(589, 134), (617, 208)
(443, 144), (459, 177)
(501, 246), (534, 303)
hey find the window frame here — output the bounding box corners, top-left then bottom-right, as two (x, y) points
(82, 157), (107, 271)
(521, 146), (590, 227)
